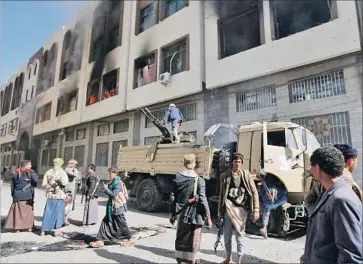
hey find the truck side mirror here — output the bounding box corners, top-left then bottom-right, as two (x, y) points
(302, 129), (307, 148)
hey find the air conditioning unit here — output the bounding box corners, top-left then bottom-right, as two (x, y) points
(159, 72), (171, 85)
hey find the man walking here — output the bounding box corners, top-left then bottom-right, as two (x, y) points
(163, 103), (184, 143)
(302, 147), (362, 264)
(218, 153), (260, 264)
(304, 143), (362, 215)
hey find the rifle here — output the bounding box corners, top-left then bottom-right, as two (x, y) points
(214, 216), (224, 253)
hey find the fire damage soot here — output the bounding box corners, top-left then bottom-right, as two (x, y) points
(1, 227), (163, 258)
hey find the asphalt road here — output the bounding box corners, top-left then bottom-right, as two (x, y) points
(0, 183), (306, 263)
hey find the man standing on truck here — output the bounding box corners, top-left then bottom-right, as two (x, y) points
(302, 147), (362, 264)
(218, 153), (260, 264)
(304, 143), (362, 215)
(162, 103), (184, 143)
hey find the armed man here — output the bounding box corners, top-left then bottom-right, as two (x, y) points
(162, 103), (184, 143)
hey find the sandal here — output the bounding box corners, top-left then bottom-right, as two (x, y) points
(120, 239), (135, 247)
(89, 241), (104, 248)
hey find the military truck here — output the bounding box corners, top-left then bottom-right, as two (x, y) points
(117, 107), (321, 236)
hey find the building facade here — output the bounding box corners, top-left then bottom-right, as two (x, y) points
(1, 0), (362, 185)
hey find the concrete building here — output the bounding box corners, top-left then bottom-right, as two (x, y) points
(1, 0), (362, 185)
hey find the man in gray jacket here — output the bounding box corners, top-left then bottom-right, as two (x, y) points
(302, 147), (362, 264)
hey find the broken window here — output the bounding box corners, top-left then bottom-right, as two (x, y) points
(57, 89), (78, 116)
(165, 0), (187, 18)
(218, 1), (262, 58)
(102, 69), (118, 100)
(134, 52), (157, 88)
(86, 79), (100, 106)
(113, 119), (129, 133)
(98, 123), (110, 136)
(76, 128), (86, 140)
(162, 38), (187, 75)
(140, 3), (157, 33)
(236, 87), (276, 112)
(61, 61), (68, 81)
(35, 102), (52, 124)
(108, 25), (120, 51)
(95, 142), (109, 166)
(271, 0), (333, 40)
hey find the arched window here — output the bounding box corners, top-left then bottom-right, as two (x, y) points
(27, 65), (32, 79)
(34, 62), (38, 75)
(50, 43), (57, 62)
(43, 51), (48, 67)
(2, 83), (13, 116)
(0, 91), (4, 114)
(11, 73), (23, 110)
(64, 31), (72, 50)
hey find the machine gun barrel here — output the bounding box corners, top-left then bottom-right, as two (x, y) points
(139, 107), (172, 140)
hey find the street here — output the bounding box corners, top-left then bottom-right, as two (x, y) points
(1, 183), (306, 263)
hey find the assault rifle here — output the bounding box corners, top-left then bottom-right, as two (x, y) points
(214, 216), (224, 253)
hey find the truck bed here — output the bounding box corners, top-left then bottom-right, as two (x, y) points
(117, 142), (217, 179)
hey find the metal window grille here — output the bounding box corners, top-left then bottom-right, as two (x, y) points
(48, 149), (57, 166)
(41, 150), (49, 166)
(236, 87), (276, 112)
(113, 119), (129, 133)
(97, 124), (110, 136)
(291, 112), (351, 147)
(75, 145), (85, 166)
(289, 70), (346, 103)
(64, 147), (73, 163)
(111, 140), (128, 166)
(95, 142), (109, 167)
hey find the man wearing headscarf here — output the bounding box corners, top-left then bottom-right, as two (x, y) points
(64, 159), (83, 225)
(163, 103), (184, 143)
(41, 158), (69, 236)
(304, 143), (362, 215)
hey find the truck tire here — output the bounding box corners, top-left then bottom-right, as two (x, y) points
(218, 142), (237, 174)
(136, 178), (163, 212)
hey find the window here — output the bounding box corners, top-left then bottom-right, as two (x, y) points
(134, 52), (157, 88)
(102, 69), (118, 100)
(86, 79), (100, 106)
(64, 147), (73, 162)
(92, 37), (104, 61)
(140, 3), (157, 33)
(292, 112), (351, 147)
(34, 63), (37, 75)
(98, 123), (110, 136)
(0, 124), (7, 137)
(48, 149), (57, 166)
(95, 142), (109, 166)
(165, 0), (187, 18)
(25, 90), (29, 103)
(76, 128), (86, 140)
(289, 70), (346, 103)
(75, 145), (85, 166)
(35, 102), (52, 124)
(218, 1), (262, 58)
(161, 37), (188, 75)
(8, 118), (18, 134)
(271, 0), (333, 40)
(61, 62), (68, 80)
(2, 83), (13, 116)
(144, 136), (160, 145)
(31, 86), (34, 99)
(145, 103), (196, 128)
(57, 90), (78, 116)
(11, 74), (24, 110)
(43, 51), (48, 67)
(28, 68), (31, 79)
(108, 25), (120, 51)
(113, 119), (129, 133)
(236, 87), (276, 112)
(65, 131), (74, 141)
(51, 135), (59, 144)
(64, 32), (71, 50)
(111, 140), (127, 166)
(41, 150), (49, 166)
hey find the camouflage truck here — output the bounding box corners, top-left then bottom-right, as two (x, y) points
(117, 108), (321, 237)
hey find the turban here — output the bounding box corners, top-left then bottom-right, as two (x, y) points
(53, 158), (64, 167)
(334, 144), (358, 161)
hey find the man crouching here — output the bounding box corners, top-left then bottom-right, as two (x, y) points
(217, 153), (260, 264)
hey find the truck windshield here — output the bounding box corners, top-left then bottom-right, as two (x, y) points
(294, 126), (321, 154)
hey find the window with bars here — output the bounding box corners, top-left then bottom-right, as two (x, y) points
(75, 145), (85, 166)
(144, 136), (160, 145)
(145, 103), (197, 128)
(236, 87), (276, 112)
(111, 140), (128, 166)
(98, 124), (110, 136)
(289, 70), (346, 103)
(96, 142), (109, 166)
(113, 119), (129, 133)
(291, 112), (351, 147)
(76, 129), (86, 140)
(49, 149), (57, 166)
(41, 150), (49, 166)
(65, 131), (74, 141)
(64, 147), (73, 163)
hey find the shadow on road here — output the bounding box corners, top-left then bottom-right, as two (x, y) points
(94, 248), (153, 263)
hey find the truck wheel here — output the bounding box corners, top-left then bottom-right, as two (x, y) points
(218, 142), (237, 174)
(136, 178), (163, 212)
